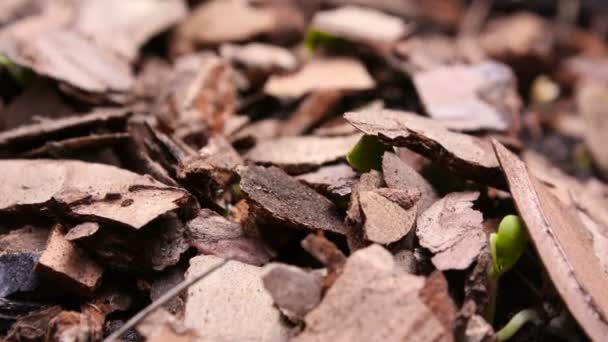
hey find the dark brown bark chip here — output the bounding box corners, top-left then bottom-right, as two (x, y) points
(0, 159), (190, 230)
(246, 134), (361, 174)
(301, 233), (346, 272)
(22, 132), (130, 158)
(186, 209), (273, 266)
(493, 140), (608, 342)
(345, 109), (502, 186)
(416, 192), (486, 271)
(359, 190), (417, 244)
(413, 62), (521, 132)
(262, 263), (323, 322)
(240, 165), (349, 235)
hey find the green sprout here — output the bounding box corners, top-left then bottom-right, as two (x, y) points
(346, 135), (388, 172)
(304, 29), (348, 53)
(487, 215), (541, 341)
(0, 54), (33, 86)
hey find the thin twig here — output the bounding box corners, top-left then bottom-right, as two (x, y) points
(103, 258), (230, 342)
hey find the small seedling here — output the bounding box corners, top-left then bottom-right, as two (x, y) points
(487, 214), (541, 341)
(304, 29), (348, 53)
(0, 54), (33, 86)
(346, 135), (388, 172)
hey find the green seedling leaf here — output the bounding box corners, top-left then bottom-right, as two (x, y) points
(0, 54), (33, 86)
(304, 29), (347, 53)
(496, 308), (541, 341)
(492, 214), (528, 275)
(347, 135), (388, 173)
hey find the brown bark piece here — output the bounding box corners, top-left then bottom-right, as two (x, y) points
(240, 166), (349, 235)
(184, 255), (289, 341)
(264, 57), (375, 98)
(36, 226), (103, 295)
(310, 5), (410, 45)
(301, 233), (347, 272)
(186, 209), (273, 266)
(413, 62), (521, 132)
(294, 245), (450, 342)
(296, 163), (357, 199)
(345, 109), (502, 186)
(0, 159), (189, 229)
(359, 190), (417, 244)
(416, 192), (486, 271)
(246, 134), (361, 174)
(493, 140), (608, 342)
(577, 82), (608, 179)
(5, 305), (62, 342)
(220, 43), (297, 73)
(262, 263), (323, 321)
(282, 90), (343, 136)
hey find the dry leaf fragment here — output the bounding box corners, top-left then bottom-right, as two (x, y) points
(36, 226), (103, 295)
(240, 166), (349, 235)
(359, 190), (417, 244)
(0, 159), (189, 230)
(345, 109), (502, 186)
(246, 134), (361, 174)
(264, 57), (375, 98)
(184, 255), (289, 341)
(186, 209), (273, 266)
(493, 140), (608, 342)
(310, 6), (410, 45)
(416, 192), (486, 271)
(294, 245), (450, 342)
(413, 62), (521, 132)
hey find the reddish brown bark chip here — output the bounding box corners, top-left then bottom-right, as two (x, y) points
(294, 245), (450, 342)
(64, 222), (99, 241)
(345, 109), (502, 186)
(0, 159), (189, 229)
(310, 6), (410, 45)
(282, 90), (343, 136)
(359, 190), (417, 244)
(262, 263), (323, 321)
(0, 29), (134, 94)
(186, 209), (273, 266)
(413, 62), (521, 132)
(416, 192), (486, 271)
(301, 233), (347, 272)
(382, 152), (437, 213)
(36, 226), (103, 295)
(74, 0), (187, 62)
(493, 140), (608, 342)
(240, 166), (349, 235)
(264, 57), (375, 98)
(246, 134), (361, 174)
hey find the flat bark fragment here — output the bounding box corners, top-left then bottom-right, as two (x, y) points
(413, 62), (521, 132)
(294, 245), (450, 342)
(359, 190), (417, 244)
(493, 140), (608, 342)
(264, 57), (375, 98)
(184, 255), (289, 342)
(282, 90), (343, 136)
(240, 166), (349, 235)
(36, 226), (103, 295)
(186, 209), (273, 266)
(246, 134), (361, 174)
(310, 5), (410, 45)
(0, 159), (190, 230)
(345, 109), (502, 186)
(416, 192), (486, 271)
(296, 163), (357, 199)
(220, 43), (297, 73)
(577, 82), (608, 179)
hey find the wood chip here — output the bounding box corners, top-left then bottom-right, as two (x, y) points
(75, 0), (187, 61)
(296, 163), (357, 199)
(294, 245), (450, 342)
(382, 152), (438, 213)
(345, 109), (502, 186)
(240, 166), (349, 235)
(310, 6), (409, 45)
(0, 29), (134, 94)
(282, 90), (343, 136)
(416, 192), (486, 271)
(246, 134), (361, 174)
(359, 190), (417, 244)
(184, 255), (289, 341)
(493, 140), (608, 342)
(577, 82), (608, 179)
(264, 57), (375, 98)
(413, 62), (521, 131)
(262, 263), (323, 321)
(301, 233), (347, 272)
(0, 159), (189, 229)
(220, 43), (297, 73)
(186, 209), (273, 266)
(36, 226), (103, 295)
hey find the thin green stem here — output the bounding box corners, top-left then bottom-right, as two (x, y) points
(496, 309), (541, 341)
